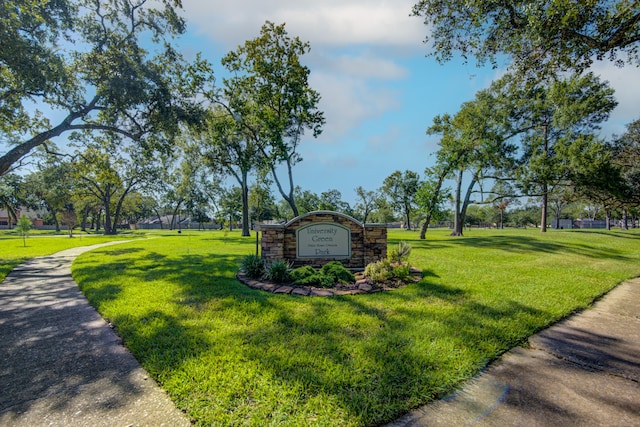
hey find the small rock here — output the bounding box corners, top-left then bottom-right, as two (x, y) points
(291, 287), (311, 296)
(358, 283), (373, 292)
(310, 288), (335, 297)
(262, 283), (278, 292)
(273, 286), (293, 294)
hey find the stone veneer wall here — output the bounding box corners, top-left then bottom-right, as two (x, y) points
(259, 211), (387, 269)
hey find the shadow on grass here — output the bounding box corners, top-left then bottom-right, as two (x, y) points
(74, 239), (628, 426)
(406, 234), (631, 262)
(568, 229), (640, 240)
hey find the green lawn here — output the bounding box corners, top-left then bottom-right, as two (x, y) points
(0, 232), (140, 282)
(67, 228), (640, 426)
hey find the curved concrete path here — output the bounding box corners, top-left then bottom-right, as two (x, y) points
(388, 277), (640, 427)
(0, 242), (190, 427)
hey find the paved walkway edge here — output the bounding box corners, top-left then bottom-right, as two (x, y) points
(387, 277), (640, 427)
(0, 240), (191, 427)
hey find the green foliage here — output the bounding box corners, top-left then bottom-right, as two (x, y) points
(16, 214), (32, 247)
(392, 264), (411, 281)
(381, 170), (421, 229)
(411, 0), (640, 75)
(289, 265), (316, 282)
(364, 258), (393, 283)
(365, 249), (413, 285)
(289, 262), (354, 288)
(263, 259), (291, 284)
(290, 266), (333, 287)
(388, 241), (412, 264)
(320, 261), (355, 284)
(220, 21), (325, 217)
(240, 254), (265, 279)
(0, 0), (213, 176)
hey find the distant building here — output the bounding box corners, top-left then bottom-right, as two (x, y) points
(0, 208), (44, 229)
(573, 219), (606, 229)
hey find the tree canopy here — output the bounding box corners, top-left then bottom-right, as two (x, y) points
(220, 21), (325, 217)
(0, 0), (211, 176)
(412, 0), (640, 74)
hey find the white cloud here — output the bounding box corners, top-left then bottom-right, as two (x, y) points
(325, 53), (409, 80)
(180, 0), (424, 49)
(590, 60), (640, 129)
(311, 72), (401, 142)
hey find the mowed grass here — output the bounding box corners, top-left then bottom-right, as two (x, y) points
(0, 232), (140, 282)
(71, 228), (640, 426)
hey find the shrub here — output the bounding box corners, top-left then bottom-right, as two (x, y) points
(320, 261), (355, 284)
(364, 259), (393, 283)
(290, 266), (316, 283)
(263, 260), (291, 283)
(392, 264), (411, 281)
(389, 241), (412, 265)
(290, 265), (338, 288)
(240, 255), (265, 279)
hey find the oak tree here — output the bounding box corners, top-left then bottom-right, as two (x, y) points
(0, 0), (211, 176)
(220, 21), (325, 217)
(412, 0), (640, 75)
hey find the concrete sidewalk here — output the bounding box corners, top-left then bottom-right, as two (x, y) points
(388, 277), (640, 427)
(0, 242), (190, 427)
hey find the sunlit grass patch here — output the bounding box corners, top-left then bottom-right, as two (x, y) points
(0, 233), (139, 282)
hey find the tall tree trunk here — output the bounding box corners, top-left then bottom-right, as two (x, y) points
(420, 167), (450, 239)
(170, 200), (182, 230)
(268, 156), (298, 217)
(420, 213), (434, 239)
(458, 175), (477, 234)
(605, 210), (611, 230)
(102, 184), (116, 235)
(621, 209), (628, 230)
(81, 204), (90, 231)
(451, 171), (477, 237)
(451, 170), (463, 236)
(154, 207), (164, 229)
(541, 188), (548, 232)
(241, 170), (250, 237)
(95, 208), (102, 232)
(404, 205), (412, 231)
(540, 123), (549, 233)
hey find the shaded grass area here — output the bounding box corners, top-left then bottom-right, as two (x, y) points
(0, 233), (139, 282)
(72, 228), (640, 426)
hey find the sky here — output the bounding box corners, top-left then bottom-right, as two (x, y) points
(92, 1), (640, 205)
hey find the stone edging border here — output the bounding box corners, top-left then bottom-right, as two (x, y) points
(236, 269), (422, 297)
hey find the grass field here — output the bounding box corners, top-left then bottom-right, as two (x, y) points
(0, 232), (141, 282)
(13, 228), (640, 426)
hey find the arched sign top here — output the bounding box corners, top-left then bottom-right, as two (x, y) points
(285, 210), (363, 228)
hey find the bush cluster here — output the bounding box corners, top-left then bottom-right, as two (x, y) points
(363, 241), (415, 286)
(289, 261), (354, 288)
(240, 256), (356, 288)
(239, 254), (265, 279)
(240, 242), (415, 289)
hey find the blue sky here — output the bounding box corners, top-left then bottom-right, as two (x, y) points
(176, 1), (639, 205)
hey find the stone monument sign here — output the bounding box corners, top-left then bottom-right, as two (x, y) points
(259, 211), (386, 269)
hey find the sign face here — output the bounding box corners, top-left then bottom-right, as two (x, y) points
(297, 222), (351, 258)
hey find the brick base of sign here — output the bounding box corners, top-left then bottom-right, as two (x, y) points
(258, 211), (387, 269)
